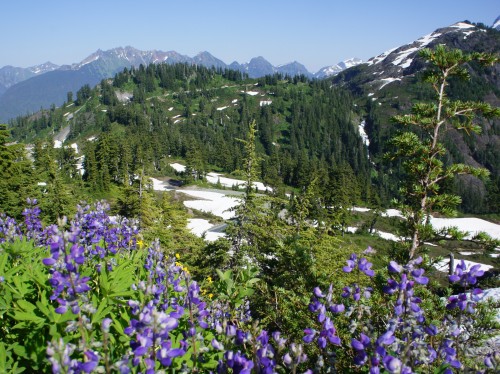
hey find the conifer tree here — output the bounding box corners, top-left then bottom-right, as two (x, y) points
(0, 125), (38, 218)
(226, 120), (268, 269)
(388, 46), (500, 259)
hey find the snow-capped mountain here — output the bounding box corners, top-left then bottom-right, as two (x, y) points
(333, 22), (497, 93)
(0, 62), (59, 93)
(69, 46), (192, 71)
(493, 15), (500, 31)
(315, 58), (363, 78)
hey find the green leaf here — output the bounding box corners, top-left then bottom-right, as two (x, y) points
(91, 299), (113, 325)
(0, 343), (6, 373)
(11, 311), (45, 326)
(16, 300), (37, 313)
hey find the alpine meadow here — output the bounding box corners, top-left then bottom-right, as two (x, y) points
(1, 16), (500, 374)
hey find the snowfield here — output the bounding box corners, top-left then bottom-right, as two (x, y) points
(150, 177), (172, 191)
(152, 183), (499, 278)
(169, 163), (186, 173)
(176, 190), (240, 220)
(187, 218), (225, 242)
(205, 172), (271, 192)
(434, 258), (494, 273)
(429, 216), (500, 240)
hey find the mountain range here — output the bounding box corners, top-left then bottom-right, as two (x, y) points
(1, 17), (499, 122)
(0, 49), (363, 122)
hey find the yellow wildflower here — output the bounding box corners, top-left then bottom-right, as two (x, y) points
(175, 253), (180, 259)
(207, 276), (213, 284)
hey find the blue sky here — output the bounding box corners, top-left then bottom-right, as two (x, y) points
(2, 0), (498, 72)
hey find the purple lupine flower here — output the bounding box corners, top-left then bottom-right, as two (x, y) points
(303, 328), (316, 343)
(388, 261), (403, 273)
(272, 331), (287, 350)
(156, 341), (185, 366)
(313, 286), (325, 298)
(383, 355), (402, 373)
(352, 333), (371, 365)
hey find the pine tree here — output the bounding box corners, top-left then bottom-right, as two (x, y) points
(0, 125), (38, 218)
(387, 46), (500, 259)
(226, 120), (268, 269)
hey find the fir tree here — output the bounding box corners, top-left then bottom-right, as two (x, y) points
(387, 46), (500, 259)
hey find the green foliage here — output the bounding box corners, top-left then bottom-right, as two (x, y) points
(0, 232), (145, 372)
(387, 45), (500, 259)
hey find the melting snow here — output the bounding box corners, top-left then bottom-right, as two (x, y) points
(379, 77), (402, 90)
(353, 207), (371, 213)
(434, 259), (494, 273)
(358, 120), (370, 147)
(260, 100), (272, 107)
(150, 178), (172, 191)
(451, 22), (475, 30)
(245, 91), (259, 96)
(382, 209), (405, 218)
(392, 47), (418, 67)
(177, 190), (239, 220)
(205, 172), (271, 192)
(429, 217), (500, 240)
(217, 106), (228, 111)
(367, 47), (397, 66)
(169, 163), (186, 173)
(376, 230), (401, 242)
(187, 218), (225, 242)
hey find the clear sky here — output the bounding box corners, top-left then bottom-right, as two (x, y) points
(2, 0), (498, 73)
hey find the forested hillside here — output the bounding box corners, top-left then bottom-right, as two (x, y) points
(333, 22), (500, 213)
(7, 63), (373, 217)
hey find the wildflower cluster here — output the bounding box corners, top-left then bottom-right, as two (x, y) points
(303, 251), (495, 373)
(0, 200), (496, 373)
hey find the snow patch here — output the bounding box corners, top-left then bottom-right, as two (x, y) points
(379, 77), (402, 90)
(358, 120), (370, 147)
(169, 163), (186, 173)
(434, 259), (494, 273)
(205, 172), (271, 192)
(367, 47), (397, 66)
(376, 230), (401, 242)
(382, 209), (404, 218)
(150, 178), (172, 191)
(429, 217), (500, 240)
(187, 219), (226, 242)
(451, 22), (475, 30)
(177, 190), (240, 220)
(353, 207), (371, 213)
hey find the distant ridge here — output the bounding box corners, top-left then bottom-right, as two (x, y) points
(0, 47), (362, 121)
